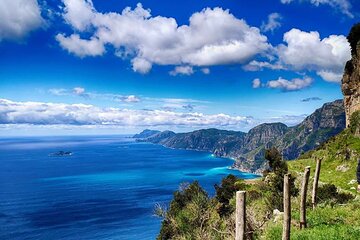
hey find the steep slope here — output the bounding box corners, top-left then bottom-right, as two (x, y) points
(162, 128), (246, 154)
(278, 99), (345, 159)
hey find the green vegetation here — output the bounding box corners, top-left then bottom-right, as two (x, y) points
(347, 23), (360, 56)
(157, 114), (360, 239)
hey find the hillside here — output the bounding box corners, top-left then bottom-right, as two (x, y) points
(135, 100), (345, 174)
(155, 113), (360, 240)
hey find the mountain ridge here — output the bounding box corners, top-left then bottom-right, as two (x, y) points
(135, 99), (345, 174)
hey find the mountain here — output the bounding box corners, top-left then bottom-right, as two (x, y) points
(133, 129), (161, 139)
(138, 130), (176, 144)
(277, 99), (345, 159)
(138, 100), (345, 174)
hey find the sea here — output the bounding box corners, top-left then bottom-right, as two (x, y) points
(0, 135), (259, 240)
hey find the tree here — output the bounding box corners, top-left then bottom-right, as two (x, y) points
(263, 147), (298, 210)
(347, 23), (360, 56)
(214, 174), (246, 216)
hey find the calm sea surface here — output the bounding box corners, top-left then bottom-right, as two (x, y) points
(0, 136), (258, 240)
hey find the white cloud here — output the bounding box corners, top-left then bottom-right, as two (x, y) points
(252, 78), (262, 88)
(261, 13), (282, 33)
(280, 0), (353, 17)
(0, 0), (44, 41)
(121, 95), (140, 103)
(266, 76), (313, 91)
(169, 66), (194, 76)
(57, 1), (270, 73)
(62, 0), (95, 31)
(48, 88), (68, 96)
(316, 70), (343, 82)
(56, 34), (105, 57)
(277, 29), (351, 82)
(201, 68), (210, 74)
(243, 60), (285, 71)
(48, 87), (140, 103)
(0, 99), (253, 128)
(131, 57), (152, 74)
(73, 87), (85, 95)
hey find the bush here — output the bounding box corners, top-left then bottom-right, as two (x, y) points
(349, 111), (360, 135)
(317, 183), (354, 205)
(263, 147), (298, 211)
(157, 181), (211, 239)
(214, 174), (246, 216)
(347, 23), (360, 55)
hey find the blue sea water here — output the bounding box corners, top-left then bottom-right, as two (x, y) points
(0, 136), (259, 240)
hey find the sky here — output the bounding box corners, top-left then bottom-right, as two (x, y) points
(0, 0), (359, 136)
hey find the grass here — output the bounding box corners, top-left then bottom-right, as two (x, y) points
(261, 126), (360, 239)
(263, 200), (360, 239)
(288, 129), (360, 193)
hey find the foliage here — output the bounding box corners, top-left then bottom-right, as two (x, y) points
(263, 147), (298, 211)
(214, 174), (247, 216)
(157, 178), (243, 240)
(347, 22), (360, 56)
(317, 183), (354, 205)
(349, 110), (360, 135)
(158, 125), (360, 239)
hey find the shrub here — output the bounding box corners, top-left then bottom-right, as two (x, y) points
(263, 147), (298, 211)
(349, 111), (360, 135)
(347, 23), (360, 56)
(317, 183), (354, 205)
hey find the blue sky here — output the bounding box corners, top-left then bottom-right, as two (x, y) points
(0, 0), (359, 135)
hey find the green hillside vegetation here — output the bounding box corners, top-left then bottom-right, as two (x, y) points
(156, 111), (360, 239)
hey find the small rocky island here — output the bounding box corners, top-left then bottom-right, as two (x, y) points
(49, 151), (73, 157)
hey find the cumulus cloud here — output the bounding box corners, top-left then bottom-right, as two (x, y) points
(57, 1), (270, 73)
(131, 57), (152, 74)
(277, 29), (351, 82)
(266, 76), (313, 91)
(0, 0), (44, 41)
(261, 13), (282, 33)
(252, 78), (262, 88)
(169, 66), (194, 76)
(62, 0), (95, 31)
(56, 34), (105, 57)
(0, 99), (253, 128)
(280, 0), (353, 18)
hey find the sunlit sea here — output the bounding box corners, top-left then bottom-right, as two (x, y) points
(0, 135), (258, 239)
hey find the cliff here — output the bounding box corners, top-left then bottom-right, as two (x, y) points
(342, 23), (360, 127)
(135, 100), (345, 174)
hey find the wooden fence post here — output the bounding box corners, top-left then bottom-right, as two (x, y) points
(312, 158), (322, 209)
(282, 174), (291, 240)
(235, 191), (246, 240)
(300, 166), (311, 229)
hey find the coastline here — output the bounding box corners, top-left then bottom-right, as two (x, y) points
(138, 140), (262, 179)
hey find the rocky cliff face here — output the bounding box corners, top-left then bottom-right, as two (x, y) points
(342, 23), (360, 127)
(135, 100), (345, 174)
(277, 100), (345, 159)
